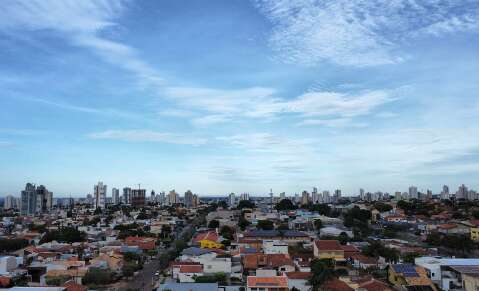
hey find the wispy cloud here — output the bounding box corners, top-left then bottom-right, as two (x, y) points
(0, 0), (163, 86)
(254, 0), (479, 66)
(87, 130), (207, 146)
(0, 141), (14, 147)
(167, 85), (394, 126)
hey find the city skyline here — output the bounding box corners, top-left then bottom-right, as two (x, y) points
(1, 1), (479, 195)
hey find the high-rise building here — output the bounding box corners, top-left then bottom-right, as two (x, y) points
(21, 183), (37, 216)
(150, 190), (156, 203)
(192, 194), (199, 208)
(35, 185), (51, 213)
(395, 191), (402, 200)
(168, 190), (179, 205)
(279, 192), (286, 201)
(112, 188), (120, 205)
(228, 192), (236, 207)
(408, 186), (418, 200)
(359, 188), (365, 200)
(159, 191), (166, 205)
(322, 191), (330, 203)
(456, 184), (468, 200)
(123, 187), (132, 204)
(240, 193), (250, 201)
(334, 189), (341, 202)
(4, 195), (17, 210)
(94, 182), (107, 209)
(301, 191), (310, 205)
(185, 190), (194, 208)
(312, 187), (319, 204)
(132, 188), (146, 207)
(441, 185), (450, 200)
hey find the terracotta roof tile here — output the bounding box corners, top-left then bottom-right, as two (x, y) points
(247, 276), (288, 288)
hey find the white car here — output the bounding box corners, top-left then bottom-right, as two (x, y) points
(154, 271), (160, 276)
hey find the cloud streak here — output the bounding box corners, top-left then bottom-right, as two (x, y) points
(254, 0), (479, 66)
(0, 0), (163, 86)
(87, 130), (207, 146)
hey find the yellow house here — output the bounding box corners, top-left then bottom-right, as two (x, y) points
(463, 273), (479, 291)
(313, 240), (344, 260)
(199, 239), (223, 249)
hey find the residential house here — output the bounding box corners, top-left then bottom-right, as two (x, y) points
(246, 275), (288, 291)
(388, 264), (436, 291)
(286, 272), (311, 291)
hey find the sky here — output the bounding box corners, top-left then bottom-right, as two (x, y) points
(1, 0), (479, 197)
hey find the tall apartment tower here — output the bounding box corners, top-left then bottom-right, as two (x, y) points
(408, 186), (418, 200)
(184, 190), (194, 208)
(168, 190), (179, 205)
(312, 187), (319, 204)
(359, 188), (365, 200)
(228, 192), (236, 207)
(94, 182), (107, 209)
(112, 188), (120, 205)
(441, 185), (450, 200)
(456, 184), (468, 200)
(21, 183), (37, 216)
(123, 187), (132, 204)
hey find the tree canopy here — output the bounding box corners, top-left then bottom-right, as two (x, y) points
(40, 227), (86, 244)
(237, 200), (255, 209)
(274, 199), (297, 211)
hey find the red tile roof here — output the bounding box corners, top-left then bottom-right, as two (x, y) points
(63, 280), (87, 291)
(315, 240), (343, 251)
(359, 279), (393, 291)
(243, 254), (293, 270)
(179, 265), (203, 273)
(322, 279), (354, 291)
(193, 231), (219, 243)
(125, 236), (156, 250)
(247, 276), (288, 288)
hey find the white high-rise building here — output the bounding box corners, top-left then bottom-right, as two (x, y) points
(441, 185), (450, 200)
(408, 186), (418, 200)
(322, 191), (330, 203)
(112, 188), (120, 205)
(456, 184), (468, 200)
(359, 188), (365, 200)
(228, 192), (236, 207)
(159, 191), (166, 205)
(279, 192), (286, 201)
(312, 187), (319, 203)
(4, 195), (16, 210)
(94, 182), (107, 209)
(240, 193), (250, 201)
(123, 187), (132, 204)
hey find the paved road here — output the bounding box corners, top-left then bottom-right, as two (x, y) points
(116, 225), (194, 291)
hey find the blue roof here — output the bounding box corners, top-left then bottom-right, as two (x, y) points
(392, 264), (419, 277)
(182, 247), (212, 256)
(158, 283), (219, 291)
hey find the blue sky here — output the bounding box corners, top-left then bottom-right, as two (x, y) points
(1, 0), (479, 197)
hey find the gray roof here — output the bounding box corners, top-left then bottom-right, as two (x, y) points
(157, 283), (218, 291)
(181, 247), (213, 256)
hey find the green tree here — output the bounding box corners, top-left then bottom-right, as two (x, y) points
(275, 199), (297, 211)
(374, 202), (393, 212)
(237, 200), (255, 209)
(309, 259), (336, 291)
(40, 227), (86, 244)
(238, 217), (250, 231)
(219, 225), (235, 240)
